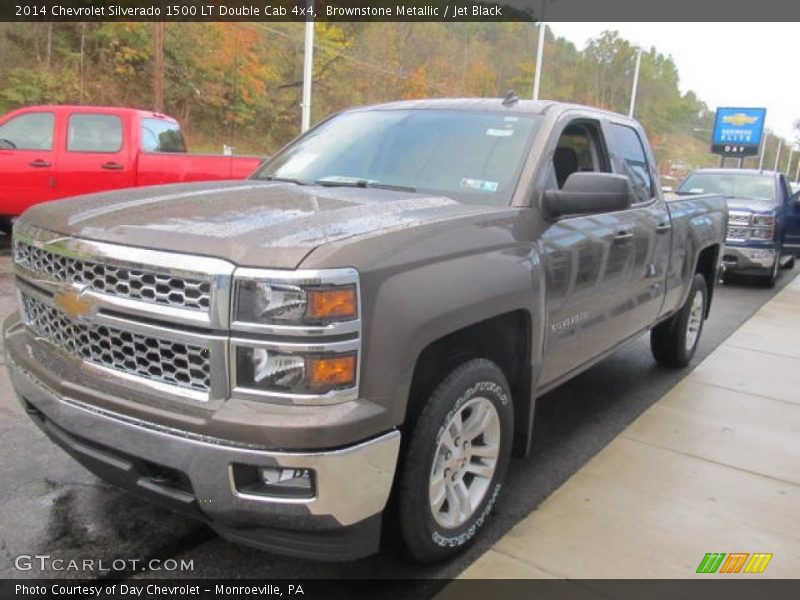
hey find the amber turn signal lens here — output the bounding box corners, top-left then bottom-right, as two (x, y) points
(308, 354), (356, 390)
(306, 286), (357, 320)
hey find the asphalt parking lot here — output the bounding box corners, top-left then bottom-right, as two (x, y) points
(0, 230), (797, 591)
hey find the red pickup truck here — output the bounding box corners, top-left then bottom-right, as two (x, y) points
(0, 105), (264, 234)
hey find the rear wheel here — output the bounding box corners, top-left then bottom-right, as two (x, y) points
(651, 273), (707, 367)
(0, 217), (12, 236)
(397, 358), (513, 563)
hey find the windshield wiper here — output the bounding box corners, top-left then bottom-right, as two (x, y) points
(314, 178), (417, 193)
(261, 176), (310, 185)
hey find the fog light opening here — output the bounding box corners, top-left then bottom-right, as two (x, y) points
(232, 464), (315, 500)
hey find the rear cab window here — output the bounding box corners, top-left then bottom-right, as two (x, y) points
(0, 112), (55, 150)
(141, 118), (187, 153)
(607, 123), (654, 204)
(67, 114), (123, 153)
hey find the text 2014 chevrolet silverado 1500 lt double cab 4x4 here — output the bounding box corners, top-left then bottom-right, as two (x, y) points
(3, 98), (726, 563)
(0, 105), (264, 234)
(676, 168), (800, 286)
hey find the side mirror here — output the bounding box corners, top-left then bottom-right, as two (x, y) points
(0, 138), (16, 150)
(543, 172), (634, 219)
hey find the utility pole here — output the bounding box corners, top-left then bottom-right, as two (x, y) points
(79, 23), (85, 103)
(773, 139), (782, 172)
(300, 0), (315, 133)
(462, 25), (468, 95)
(786, 147), (795, 176)
(153, 22), (164, 113)
(46, 23), (52, 68)
(795, 155), (800, 182)
(758, 133), (768, 171)
(532, 22), (546, 101)
(628, 47), (643, 118)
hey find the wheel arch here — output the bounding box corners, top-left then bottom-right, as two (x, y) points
(403, 310), (535, 458)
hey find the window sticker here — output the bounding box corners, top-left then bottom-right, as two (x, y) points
(486, 128), (514, 137)
(461, 178), (499, 193)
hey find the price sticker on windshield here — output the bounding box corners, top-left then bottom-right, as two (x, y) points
(461, 178), (499, 193)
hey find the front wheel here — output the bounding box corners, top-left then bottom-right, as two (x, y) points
(760, 255), (780, 288)
(0, 217), (12, 236)
(651, 273), (707, 367)
(397, 358), (514, 563)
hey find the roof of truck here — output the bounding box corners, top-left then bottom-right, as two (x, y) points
(349, 97), (634, 121)
(7, 105), (178, 121)
(689, 168), (780, 177)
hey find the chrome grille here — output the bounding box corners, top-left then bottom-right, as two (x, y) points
(14, 240), (211, 311)
(20, 293), (211, 392)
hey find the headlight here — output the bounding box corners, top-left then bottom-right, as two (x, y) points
(233, 269), (359, 328)
(750, 227), (775, 240)
(231, 268), (361, 401)
(752, 214), (776, 226)
(234, 346), (357, 396)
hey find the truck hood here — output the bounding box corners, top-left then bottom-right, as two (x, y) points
(724, 196), (778, 214)
(20, 181), (496, 268)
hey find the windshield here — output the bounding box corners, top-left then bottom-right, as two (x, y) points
(254, 109), (540, 205)
(677, 172), (776, 203)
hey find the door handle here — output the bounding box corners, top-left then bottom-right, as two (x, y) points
(655, 222), (672, 234)
(29, 159), (52, 168)
(614, 230), (634, 242)
(101, 162), (125, 171)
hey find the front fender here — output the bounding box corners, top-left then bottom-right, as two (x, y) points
(360, 245), (546, 429)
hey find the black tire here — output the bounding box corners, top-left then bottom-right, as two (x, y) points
(0, 217), (11, 236)
(651, 273), (708, 368)
(785, 255), (796, 270)
(760, 255), (779, 288)
(397, 358), (513, 563)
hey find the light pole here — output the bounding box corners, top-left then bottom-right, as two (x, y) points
(300, 0), (315, 133)
(628, 47), (643, 118)
(773, 139), (782, 172)
(786, 147), (795, 176)
(532, 22), (546, 101)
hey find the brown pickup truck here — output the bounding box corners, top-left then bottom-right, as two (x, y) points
(3, 98), (726, 562)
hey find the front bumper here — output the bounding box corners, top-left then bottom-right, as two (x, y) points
(4, 318), (400, 561)
(722, 245), (776, 275)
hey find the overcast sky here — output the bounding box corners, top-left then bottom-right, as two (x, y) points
(547, 23), (798, 143)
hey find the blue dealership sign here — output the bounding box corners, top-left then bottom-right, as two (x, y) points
(711, 107), (767, 157)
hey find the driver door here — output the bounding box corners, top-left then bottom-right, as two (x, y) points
(0, 111), (59, 216)
(782, 176), (800, 255)
(539, 118), (639, 385)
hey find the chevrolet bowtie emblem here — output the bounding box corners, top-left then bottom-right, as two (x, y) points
(54, 288), (93, 319)
(721, 113), (759, 127)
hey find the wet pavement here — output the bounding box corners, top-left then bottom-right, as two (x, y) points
(0, 230), (797, 587)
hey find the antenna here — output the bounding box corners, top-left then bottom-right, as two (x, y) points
(502, 90), (520, 107)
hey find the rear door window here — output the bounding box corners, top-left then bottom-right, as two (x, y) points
(67, 114), (123, 153)
(0, 112), (55, 150)
(141, 118), (187, 153)
(607, 123), (653, 204)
